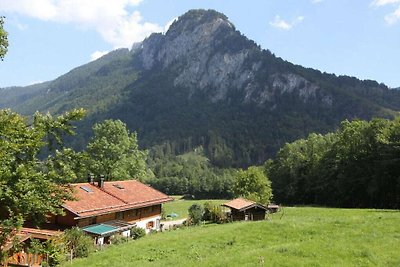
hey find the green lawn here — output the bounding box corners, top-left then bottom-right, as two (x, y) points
(66, 207), (400, 267)
(162, 197), (227, 220)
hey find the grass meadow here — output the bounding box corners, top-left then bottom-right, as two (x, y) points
(162, 197), (226, 220)
(66, 205), (400, 267)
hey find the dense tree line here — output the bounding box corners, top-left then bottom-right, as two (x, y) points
(267, 118), (400, 209)
(147, 147), (236, 199)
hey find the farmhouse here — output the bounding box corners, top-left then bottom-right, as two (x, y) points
(222, 198), (269, 221)
(50, 177), (173, 241)
(3, 177), (172, 267)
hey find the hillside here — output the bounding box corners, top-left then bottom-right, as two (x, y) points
(2, 9), (400, 166)
(65, 207), (400, 267)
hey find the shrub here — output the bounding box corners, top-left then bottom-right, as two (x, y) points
(42, 238), (65, 267)
(203, 202), (212, 221)
(149, 229), (158, 235)
(63, 227), (94, 258)
(188, 203), (204, 225)
(130, 227), (146, 240)
(110, 234), (129, 245)
(203, 202), (228, 224)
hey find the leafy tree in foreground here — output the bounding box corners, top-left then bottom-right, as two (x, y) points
(233, 166), (273, 205)
(86, 119), (148, 180)
(0, 108), (85, 261)
(0, 16), (8, 60)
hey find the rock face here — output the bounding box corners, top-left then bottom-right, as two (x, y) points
(137, 10), (329, 107)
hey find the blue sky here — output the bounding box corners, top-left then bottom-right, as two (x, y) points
(0, 0), (399, 88)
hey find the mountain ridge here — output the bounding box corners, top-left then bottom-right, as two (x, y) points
(1, 9), (399, 166)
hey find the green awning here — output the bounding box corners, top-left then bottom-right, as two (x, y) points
(82, 224), (118, 236)
(81, 220), (135, 237)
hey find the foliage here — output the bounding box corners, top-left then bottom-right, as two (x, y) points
(203, 202), (227, 223)
(162, 199), (226, 220)
(86, 119), (148, 181)
(148, 148), (235, 199)
(233, 166), (273, 205)
(267, 118), (400, 208)
(25, 237), (65, 267)
(0, 109), (84, 259)
(26, 238), (45, 254)
(46, 148), (89, 183)
(66, 207), (400, 267)
(130, 227), (146, 240)
(187, 204), (204, 225)
(42, 237), (66, 267)
(110, 234), (129, 245)
(0, 16), (7, 60)
(63, 227), (94, 258)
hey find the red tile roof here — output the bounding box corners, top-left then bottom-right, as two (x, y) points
(222, 198), (268, 211)
(222, 198), (256, 210)
(63, 180), (172, 218)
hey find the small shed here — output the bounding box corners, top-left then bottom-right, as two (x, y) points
(222, 198), (268, 221)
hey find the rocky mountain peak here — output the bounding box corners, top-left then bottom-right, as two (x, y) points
(167, 9), (232, 38)
(137, 9), (265, 102)
(139, 9), (239, 70)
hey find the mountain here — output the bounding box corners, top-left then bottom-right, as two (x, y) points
(1, 9), (400, 167)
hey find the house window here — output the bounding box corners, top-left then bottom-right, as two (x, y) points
(146, 221), (154, 229)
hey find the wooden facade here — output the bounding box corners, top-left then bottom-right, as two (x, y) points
(5, 252), (43, 267)
(51, 204), (162, 228)
(222, 198), (268, 222)
(230, 206), (267, 221)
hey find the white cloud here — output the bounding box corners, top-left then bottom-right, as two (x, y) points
(311, 0), (324, 3)
(372, 0), (400, 6)
(90, 50), (109, 61)
(385, 6), (400, 24)
(270, 15), (304, 30)
(372, 0), (400, 24)
(0, 0), (161, 48)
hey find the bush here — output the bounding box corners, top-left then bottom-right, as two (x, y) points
(63, 227), (94, 258)
(42, 238), (65, 267)
(188, 203), (204, 225)
(130, 227), (146, 240)
(203, 202), (228, 224)
(148, 229), (158, 235)
(110, 234), (129, 245)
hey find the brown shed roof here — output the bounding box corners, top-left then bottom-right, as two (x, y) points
(222, 198), (268, 211)
(63, 180), (172, 218)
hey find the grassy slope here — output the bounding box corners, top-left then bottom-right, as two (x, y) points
(66, 207), (400, 267)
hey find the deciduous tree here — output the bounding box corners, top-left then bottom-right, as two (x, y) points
(86, 119), (147, 180)
(0, 109), (85, 261)
(233, 166), (273, 205)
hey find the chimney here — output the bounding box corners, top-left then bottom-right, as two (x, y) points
(98, 175), (105, 188)
(87, 173), (95, 185)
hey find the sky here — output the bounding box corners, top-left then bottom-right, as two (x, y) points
(0, 0), (399, 88)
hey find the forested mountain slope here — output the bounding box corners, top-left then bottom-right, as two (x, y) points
(1, 9), (400, 167)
